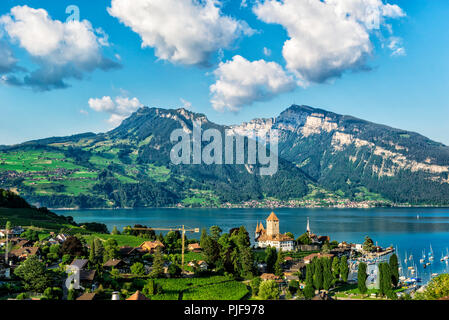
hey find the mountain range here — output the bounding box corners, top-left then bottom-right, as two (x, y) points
(1, 105), (448, 208)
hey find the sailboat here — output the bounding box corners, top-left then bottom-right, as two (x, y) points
(444, 248), (449, 261)
(404, 251), (408, 264)
(429, 245), (434, 261)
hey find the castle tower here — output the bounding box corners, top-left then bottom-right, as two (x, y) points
(266, 212), (279, 237)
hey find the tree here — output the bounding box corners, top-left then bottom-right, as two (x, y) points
(150, 247), (165, 278)
(379, 262), (394, 298)
(304, 284), (315, 300)
(296, 233), (311, 245)
(202, 236), (220, 267)
(258, 280), (280, 300)
(321, 242), (331, 254)
(103, 239), (119, 262)
(322, 259), (333, 291)
(414, 274), (449, 300)
(285, 232), (294, 240)
(43, 287), (63, 300)
(143, 279), (163, 296)
(200, 228), (208, 248)
(61, 236), (85, 257)
(111, 226), (120, 235)
(331, 257), (340, 280)
(168, 263), (182, 278)
(67, 289), (76, 300)
(14, 256), (50, 292)
(250, 277), (262, 296)
(21, 229), (39, 242)
(274, 252), (284, 277)
(305, 264), (314, 288)
(363, 236), (375, 253)
(130, 262), (146, 276)
(389, 254), (400, 288)
(358, 262), (368, 294)
(265, 247), (277, 273)
(209, 226), (222, 241)
(312, 259), (323, 290)
(240, 246), (255, 278)
(288, 280), (299, 295)
(340, 256), (349, 283)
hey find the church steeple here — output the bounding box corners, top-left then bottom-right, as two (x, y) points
(306, 217), (310, 234)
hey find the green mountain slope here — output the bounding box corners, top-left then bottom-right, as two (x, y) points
(0, 107), (311, 208)
(1, 105), (448, 208)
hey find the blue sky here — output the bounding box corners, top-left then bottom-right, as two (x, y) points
(0, 0), (448, 145)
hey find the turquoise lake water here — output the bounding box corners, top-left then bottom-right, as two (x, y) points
(56, 207), (449, 284)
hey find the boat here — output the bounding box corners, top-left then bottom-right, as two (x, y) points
(426, 262), (431, 266)
(444, 248), (449, 261)
(420, 258), (425, 264)
(441, 253), (445, 262)
(432, 273), (438, 277)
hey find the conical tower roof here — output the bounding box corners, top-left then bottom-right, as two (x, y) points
(267, 212), (279, 221)
(127, 290), (149, 301)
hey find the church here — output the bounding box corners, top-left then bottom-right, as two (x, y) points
(255, 212), (295, 252)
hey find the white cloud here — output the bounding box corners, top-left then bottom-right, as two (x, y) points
(108, 0), (255, 66)
(88, 96), (143, 125)
(388, 36), (406, 57)
(0, 40), (18, 74)
(0, 5), (120, 90)
(263, 47), (271, 57)
(180, 98), (193, 111)
(253, 0), (405, 84)
(210, 55), (296, 112)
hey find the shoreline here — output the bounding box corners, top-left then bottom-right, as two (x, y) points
(50, 204), (449, 211)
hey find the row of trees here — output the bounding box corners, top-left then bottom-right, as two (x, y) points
(303, 256), (349, 299)
(357, 254), (400, 298)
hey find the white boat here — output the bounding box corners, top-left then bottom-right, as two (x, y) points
(432, 273), (438, 277)
(420, 258), (425, 264)
(441, 253), (445, 262)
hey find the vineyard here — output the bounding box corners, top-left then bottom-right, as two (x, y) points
(147, 276), (249, 300)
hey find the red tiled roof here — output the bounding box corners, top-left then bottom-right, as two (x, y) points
(267, 212), (279, 221)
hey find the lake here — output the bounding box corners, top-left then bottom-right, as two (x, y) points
(55, 207), (449, 284)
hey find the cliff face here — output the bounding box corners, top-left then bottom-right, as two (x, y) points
(230, 105), (449, 203)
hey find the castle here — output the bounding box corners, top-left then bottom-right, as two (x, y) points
(255, 212), (295, 252)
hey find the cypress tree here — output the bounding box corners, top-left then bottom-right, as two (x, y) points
(313, 258), (323, 290)
(332, 256), (340, 280)
(389, 254), (400, 288)
(340, 256), (349, 283)
(358, 262), (368, 294)
(274, 252), (284, 277)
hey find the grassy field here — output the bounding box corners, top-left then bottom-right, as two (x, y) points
(83, 233), (144, 247)
(0, 208), (75, 231)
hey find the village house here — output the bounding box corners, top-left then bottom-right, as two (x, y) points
(9, 247), (40, 262)
(138, 240), (164, 254)
(187, 260), (208, 271)
(0, 226), (24, 238)
(303, 253), (334, 264)
(188, 243), (202, 253)
(103, 259), (129, 274)
(255, 212), (295, 252)
(56, 234), (69, 243)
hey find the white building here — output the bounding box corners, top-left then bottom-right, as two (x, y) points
(255, 212), (295, 252)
